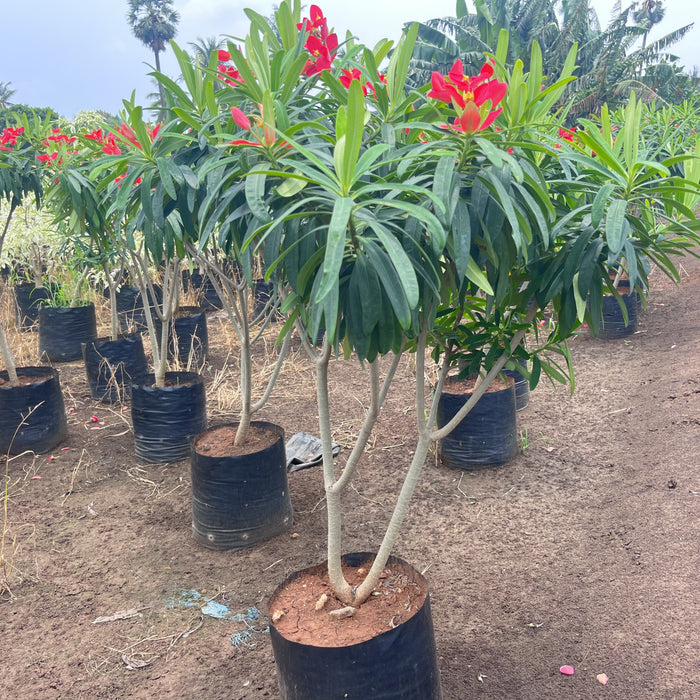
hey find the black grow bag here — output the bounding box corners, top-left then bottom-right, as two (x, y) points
(171, 307), (209, 366)
(253, 279), (282, 320)
(191, 421), (292, 550)
(13, 283), (52, 331)
(38, 304), (98, 362)
(182, 270), (222, 310)
(504, 358), (529, 412)
(116, 286), (163, 333)
(595, 283), (640, 340)
(82, 335), (148, 403)
(437, 378), (518, 470)
(0, 367), (68, 455)
(131, 371), (207, 463)
(269, 553), (442, 699)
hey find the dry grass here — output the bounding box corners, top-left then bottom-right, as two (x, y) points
(1, 449), (42, 601)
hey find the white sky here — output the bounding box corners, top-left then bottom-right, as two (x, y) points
(2, 1), (698, 118)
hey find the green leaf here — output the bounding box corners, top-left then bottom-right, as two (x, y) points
(316, 196), (353, 302)
(277, 175), (307, 197)
(572, 272), (586, 322)
(465, 257), (494, 295)
(451, 199), (471, 282)
(605, 199), (628, 258)
(157, 157), (177, 200)
(369, 222), (419, 307)
(433, 155), (458, 226)
(338, 80), (365, 194)
(245, 164), (272, 224)
(591, 183), (615, 229)
(362, 238), (411, 329)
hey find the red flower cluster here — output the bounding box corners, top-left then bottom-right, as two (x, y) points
(297, 5), (337, 77)
(554, 127), (577, 148)
(84, 128), (122, 155)
(117, 122), (161, 148)
(0, 125), (24, 151)
(114, 173), (143, 187)
(36, 128), (79, 164)
(37, 152), (60, 163)
(83, 123), (160, 155)
(217, 64), (244, 87)
(428, 60), (507, 135)
(43, 128), (77, 146)
(216, 47), (244, 87)
(339, 68), (387, 97)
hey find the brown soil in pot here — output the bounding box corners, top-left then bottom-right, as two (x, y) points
(0, 370), (54, 387)
(194, 424), (280, 457)
(444, 373), (514, 394)
(269, 557), (428, 647)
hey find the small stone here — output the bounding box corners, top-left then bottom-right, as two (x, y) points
(203, 443), (211, 451)
(271, 609), (284, 622)
(290, 532), (299, 539)
(314, 594), (328, 611)
(597, 673), (609, 685)
(329, 606), (356, 619)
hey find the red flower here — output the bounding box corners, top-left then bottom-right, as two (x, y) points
(117, 123), (140, 148)
(102, 136), (122, 156)
(0, 125), (24, 150)
(298, 4), (337, 76)
(37, 152), (59, 162)
(428, 59), (507, 135)
(84, 128), (104, 143)
(218, 49), (231, 62)
(217, 64), (244, 86)
(46, 132), (77, 144)
(231, 107), (251, 131)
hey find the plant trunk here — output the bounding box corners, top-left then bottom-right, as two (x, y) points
(0, 205), (18, 383)
(0, 321), (17, 384)
(235, 285), (252, 446)
(154, 49), (166, 112)
(108, 283), (119, 341)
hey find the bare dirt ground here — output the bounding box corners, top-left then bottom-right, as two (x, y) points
(1, 255), (699, 700)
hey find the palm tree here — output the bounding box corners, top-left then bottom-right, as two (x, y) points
(0, 82), (16, 109)
(633, 0), (666, 50)
(126, 0), (180, 108)
(188, 36), (226, 67)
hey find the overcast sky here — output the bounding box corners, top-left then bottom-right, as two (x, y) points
(2, 1), (698, 118)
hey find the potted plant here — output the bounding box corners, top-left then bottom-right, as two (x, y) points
(1, 205), (59, 330)
(76, 112), (208, 462)
(232, 5), (699, 696)
(552, 94), (700, 339)
(0, 116), (67, 455)
(36, 250), (98, 363)
(44, 132), (149, 403)
(108, 29), (318, 547)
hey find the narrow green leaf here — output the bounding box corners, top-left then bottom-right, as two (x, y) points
(591, 183), (615, 229)
(466, 257), (494, 295)
(369, 222), (419, 307)
(316, 196), (353, 302)
(245, 164), (271, 224)
(605, 199), (628, 258)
